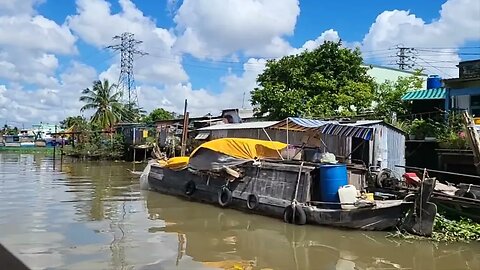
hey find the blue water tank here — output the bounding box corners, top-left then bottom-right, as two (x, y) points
(319, 164), (348, 202)
(427, 75), (442, 89)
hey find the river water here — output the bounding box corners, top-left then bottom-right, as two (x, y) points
(0, 153), (478, 270)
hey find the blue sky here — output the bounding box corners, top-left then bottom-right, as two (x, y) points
(0, 0), (479, 125)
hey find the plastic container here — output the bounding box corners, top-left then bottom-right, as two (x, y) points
(338, 185), (357, 210)
(427, 75), (442, 89)
(319, 164), (348, 203)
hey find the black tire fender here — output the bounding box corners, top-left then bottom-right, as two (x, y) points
(403, 193), (416, 202)
(455, 189), (478, 200)
(218, 186), (233, 207)
(246, 194), (259, 210)
(184, 180), (196, 196)
(283, 204), (307, 225)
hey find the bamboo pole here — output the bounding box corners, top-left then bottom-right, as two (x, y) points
(180, 99), (188, 156)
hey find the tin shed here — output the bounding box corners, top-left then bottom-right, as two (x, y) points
(335, 120), (406, 176)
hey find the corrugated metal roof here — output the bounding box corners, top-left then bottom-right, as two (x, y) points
(197, 121), (279, 131)
(194, 132), (210, 140)
(270, 117), (333, 132)
(322, 123), (374, 140)
(401, 88), (447, 100)
(343, 120), (405, 135)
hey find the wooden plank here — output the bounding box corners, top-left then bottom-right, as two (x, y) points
(463, 111), (480, 175)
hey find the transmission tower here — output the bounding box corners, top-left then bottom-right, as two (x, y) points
(107, 32), (148, 110)
(396, 45), (416, 70)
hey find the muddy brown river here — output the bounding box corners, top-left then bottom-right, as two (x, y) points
(0, 153), (478, 270)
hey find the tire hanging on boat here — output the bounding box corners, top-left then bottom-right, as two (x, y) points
(218, 186), (233, 207)
(246, 194), (259, 210)
(184, 180), (196, 196)
(283, 204), (307, 225)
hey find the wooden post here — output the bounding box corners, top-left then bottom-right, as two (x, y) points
(462, 111), (480, 174)
(53, 125), (57, 170)
(286, 117), (289, 159)
(181, 99), (188, 156)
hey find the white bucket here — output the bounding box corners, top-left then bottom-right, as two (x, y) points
(338, 185), (357, 210)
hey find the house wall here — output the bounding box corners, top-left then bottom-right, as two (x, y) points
(209, 129), (305, 145)
(209, 128), (352, 161)
(365, 65), (428, 88)
(454, 95), (470, 111)
(372, 124), (405, 176)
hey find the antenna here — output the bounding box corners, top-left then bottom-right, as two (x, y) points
(107, 32), (148, 113)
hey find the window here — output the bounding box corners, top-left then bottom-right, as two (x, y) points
(470, 95), (480, 117)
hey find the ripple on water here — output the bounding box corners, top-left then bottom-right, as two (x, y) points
(1, 154), (480, 270)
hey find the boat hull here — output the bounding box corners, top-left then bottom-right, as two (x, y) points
(148, 163), (411, 231)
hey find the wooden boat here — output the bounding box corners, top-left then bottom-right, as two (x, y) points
(368, 166), (480, 223)
(148, 138), (435, 235)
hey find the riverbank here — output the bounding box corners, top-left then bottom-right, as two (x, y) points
(0, 147), (54, 154)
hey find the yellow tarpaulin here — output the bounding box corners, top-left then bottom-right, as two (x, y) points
(160, 156), (190, 171)
(159, 138), (287, 169)
(190, 138), (287, 160)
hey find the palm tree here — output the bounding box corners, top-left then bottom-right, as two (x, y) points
(121, 102), (147, 123)
(79, 80), (124, 129)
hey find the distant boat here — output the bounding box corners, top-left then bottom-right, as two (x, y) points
(2, 134), (36, 147)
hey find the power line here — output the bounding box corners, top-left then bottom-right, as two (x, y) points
(106, 33), (148, 114)
(415, 56), (453, 77)
(395, 45), (417, 70)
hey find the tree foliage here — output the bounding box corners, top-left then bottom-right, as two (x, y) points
(143, 108), (174, 124)
(373, 70), (425, 121)
(1, 125), (18, 135)
(121, 102), (147, 123)
(79, 79), (124, 129)
(60, 116), (88, 131)
(250, 41), (375, 120)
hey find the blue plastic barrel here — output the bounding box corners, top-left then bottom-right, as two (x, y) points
(427, 75), (442, 89)
(319, 164), (348, 202)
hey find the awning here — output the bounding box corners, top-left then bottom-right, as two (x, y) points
(194, 132), (210, 140)
(401, 88), (447, 101)
(321, 123), (374, 141)
(269, 117), (332, 132)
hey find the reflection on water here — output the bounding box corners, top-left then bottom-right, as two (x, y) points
(0, 153), (478, 270)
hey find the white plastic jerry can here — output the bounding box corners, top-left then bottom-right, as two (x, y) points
(338, 185), (357, 210)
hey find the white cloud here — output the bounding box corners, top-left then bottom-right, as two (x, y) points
(289, 29), (341, 55)
(68, 0), (188, 85)
(0, 62), (97, 125)
(0, 0), (44, 15)
(0, 15), (76, 54)
(220, 58), (267, 106)
(174, 0), (299, 59)
(0, 0), (76, 88)
(362, 0), (480, 77)
(136, 58), (267, 117)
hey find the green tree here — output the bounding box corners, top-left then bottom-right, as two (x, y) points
(251, 41), (375, 120)
(121, 102), (147, 123)
(79, 79), (124, 129)
(373, 70), (424, 121)
(60, 116), (88, 131)
(143, 108), (173, 124)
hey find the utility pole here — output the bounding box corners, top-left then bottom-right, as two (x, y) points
(396, 45), (416, 70)
(107, 32), (148, 114)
